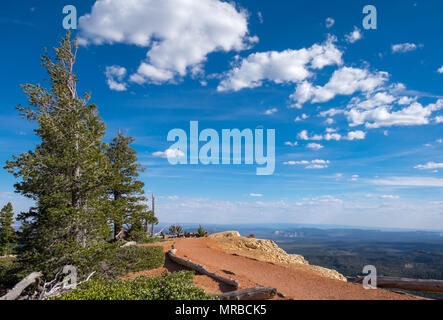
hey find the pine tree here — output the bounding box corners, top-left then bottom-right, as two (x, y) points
(105, 131), (149, 241)
(0, 202), (16, 256)
(4, 32), (111, 269)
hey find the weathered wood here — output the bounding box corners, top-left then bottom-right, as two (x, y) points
(0, 272), (42, 300)
(350, 276), (443, 294)
(213, 287), (277, 300)
(167, 249), (239, 289)
(120, 241), (137, 247)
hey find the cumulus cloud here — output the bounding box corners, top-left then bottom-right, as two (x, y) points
(414, 162), (443, 170)
(307, 143), (324, 150)
(294, 114), (309, 121)
(438, 66), (443, 74)
(291, 67), (389, 107)
(105, 65), (127, 91)
(325, 17), (335, 28)
(79, 0), (256, 85)
(264, 107), (278, 115)
(296, 129), (365, 141)
(392, 43), (417, 53)
(346, 99), (443, 128)
(319, 108), (344, 117)
(249, 193), (263, 197)
(345, 130), (366, 140)
(217, 36), (342, 92)
(283, 159), (330, 169)
(351, 174), (359, 181)
(153, 148), (185, 159)
(345, 26), (362, 43)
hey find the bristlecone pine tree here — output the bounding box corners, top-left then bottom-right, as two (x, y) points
(0, 202), (16, 256)
(4, 32), (111, 270)
(105, 130), (154, 241)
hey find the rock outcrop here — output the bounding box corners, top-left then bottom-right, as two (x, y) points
(210, 231), (346, 282)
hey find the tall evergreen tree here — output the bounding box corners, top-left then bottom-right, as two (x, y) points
(4, 32), (110, 269)
(105, 131), (151, 241)
(0, 202), (16, 256)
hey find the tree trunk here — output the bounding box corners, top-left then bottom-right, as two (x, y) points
(113, 192), (125, 241)
(213, 287), (277, 300)
(167, 249), (239, 289)
(150, 193), (155, 237)
(351, 276), (443, 294)
(0, 272), (42, 300)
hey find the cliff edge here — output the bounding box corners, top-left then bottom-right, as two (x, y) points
(209, 231), (347, 282)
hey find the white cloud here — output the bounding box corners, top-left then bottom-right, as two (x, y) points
(297, 130), (309, 141)
(438, 66), (443, 74)
(351, 174), (359, 181)
(285, 141), (298, 147)
(297, 129), (365, 141)
(319, 108), (344, 117)
(284, 159), (330, 169)
(79, 0), (256, 85)
(414, 162), (443, 170)
(345, 130), (366, 140)
(153, 148), (185, 159)
(307, 143), (324, 150)
(325, 17), (335, 28)
(297, 130), (324, 141)
(294, 113), (309, 121)
(303, 195), (343, 204)
(156, 195), (443, 229)
(346, 99), (443, 128)
(325, 118), (334, 125)
(345, 26), (362, 43)
(131, 63), (174, 83)
(257, 12), (263, 24)
(436, 116), (443, 123)
(380, 195), (400, 199)
(371, 176), (443, 187)
(392, 43), (417, 53)
(105, 65), (127, 91)
(291, 67), (388, 106)
(264, 107), (278, 115)
(324, 133), (342, 141)
(249, 193), (263, 197)
(217, 36), (342, 92)
(348, 92), (396, 110)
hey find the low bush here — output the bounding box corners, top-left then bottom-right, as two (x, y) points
(67, 243), (165, 279)
(4, 243), (165, 289)
(51, 271), (214, 300)
(0, 257), (25, 296)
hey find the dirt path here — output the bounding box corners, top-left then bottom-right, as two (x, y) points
(168, 238), (419, 300)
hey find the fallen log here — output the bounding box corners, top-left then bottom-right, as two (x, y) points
(213, 287), (277, 300)
(350, 276), (443, 294)
(167, 249), (239, 289)
(0, 272), (42, 300)
(120, 241), (137, 248)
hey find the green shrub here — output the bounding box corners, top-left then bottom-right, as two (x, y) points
(18, 242), (165, 281)
(0, 257), (27, 296)
(51, 271), (215, 300)
(68, 243), (165, 279)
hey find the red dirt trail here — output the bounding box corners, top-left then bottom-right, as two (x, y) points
(129, 238), (419, 300)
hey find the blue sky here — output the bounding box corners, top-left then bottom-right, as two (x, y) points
(1, 0), (443, 230)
